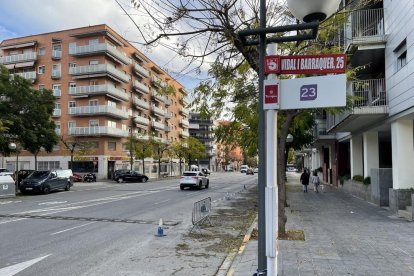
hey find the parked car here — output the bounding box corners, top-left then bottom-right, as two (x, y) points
(72, 173), (83, 182)
(253, 168), (259, 173)
(20, 169), (73, 194)
(201, 168), (211, 175)
(180, 171), (209, 190)
(246, 168), (254, 175)
(0, 168), (14, 177)
(17, 169), (35, 186)
(240, 165), (249, 173)
(112, 169), (131, 180)
(114, 171), (148, 183)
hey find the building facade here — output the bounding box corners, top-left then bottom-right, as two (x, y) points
(310, 0), (414, 212)
(0, 25), (190, 179)
(188, 112), (216, 170)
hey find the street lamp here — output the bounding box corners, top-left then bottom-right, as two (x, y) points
(8, 142), (18, 188)
(238, 0), (341, 274)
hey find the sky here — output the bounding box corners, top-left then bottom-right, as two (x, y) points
(0, 0), (204, 92)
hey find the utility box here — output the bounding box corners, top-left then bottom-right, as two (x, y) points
(0, 175), (16, 198)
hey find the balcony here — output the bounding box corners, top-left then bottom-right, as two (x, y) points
(55, 129), (61, 135)
(134, 115), (150, 126)
(52, 109), (61, 117)
(0, 52), (37, 65)
(152, 120), (165, 131)
(152, 92), (165, 103)
(165, 111), (172, 119)
(312, 121), (335, 145)
(180, 130), (190, 137)
(151, 75), (167, 88)
(69, 126), (129, 137)
(133, 97), (150, 110)
(151, 105), (165, 117)
(327, 79), (388, 133)
(133, 63), (150, 78)
(69, 85), (130, 101)
(11, 71), (37, 82)
(52, 50), (62, 60)
(179, 108), (189, 117)
(179, 87), (188, 95)
(133, 80), (150, 94)
(69, 43), (131, 65)
(180, 96), (189, 105)
(52, 89), (61, 97)
(52, 70), (61, 79)
(68, 105), (129, 119)
(69, 64), (130, 83)
(165, 98), (172, 106)
(180, 118), (189, 127)
(165, 125), (171, 132)
(135, 134), (150, 141)
(344, 8), (386, 51)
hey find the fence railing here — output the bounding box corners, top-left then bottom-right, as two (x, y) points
(190, 197), (212, 233)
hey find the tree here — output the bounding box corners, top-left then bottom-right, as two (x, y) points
(0, 66), (58, 168)
(61, 137), (97, 171)
(170, 140), (188, 175)
(183, 137), (206, 167)
(151, 138), (170, 178)
(129, 135), (153, 174)
(119, 0), (363, 235)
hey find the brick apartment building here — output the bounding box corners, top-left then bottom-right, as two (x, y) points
(0, 24), (190, 179)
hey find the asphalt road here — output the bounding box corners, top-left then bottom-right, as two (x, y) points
(0, 172), (257, 276)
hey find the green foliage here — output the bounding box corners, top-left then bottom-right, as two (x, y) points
(339, 174), (351, 185)
(352, 175), (364, 182)
(125, 135), (153, 160)
(363, 176), (371, 185)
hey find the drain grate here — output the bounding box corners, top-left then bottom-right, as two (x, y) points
(0, 214), (180, 226)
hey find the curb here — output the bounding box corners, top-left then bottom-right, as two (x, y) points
(216, 215), (258, 276)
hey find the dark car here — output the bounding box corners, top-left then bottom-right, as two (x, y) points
(17, 169), (35, 186)
(246, 168), (254, 175)
(114, 171), (148, 183)
(112, 169), (131, 180)
(20, 170), (73, 194)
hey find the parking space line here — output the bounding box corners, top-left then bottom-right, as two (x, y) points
(50, 222), (96, 235)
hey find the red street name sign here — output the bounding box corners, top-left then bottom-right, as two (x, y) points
(265, 54), (346, 75)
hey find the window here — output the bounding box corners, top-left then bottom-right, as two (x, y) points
(68, 121), (76, 128)
(38, 47), (46, 55)
(38, 161), (60, 170)
(53, 84), (61, 91)
(395, 39), (407, 72)
(38, 65), (45, 74)
(108, 100), (116, 107)
(69, 42), (77, 50)
(90, 60), (99, 65)
(89, 100), (98, 106)
(69, 82), (76, 88)
(90, 80), (97, 86)
(89, 39), (99, 45)
(68, 101), (76, 108)
(108, 141), (116, 151)
(69, 63), (77, 68)
(38, 85), (45, 91)
(108, 120), (116, 128)
(55, 121), (61, 130)
(89, 120), (99, 127)
(122, 124), (127, 131)
(55, 102), (61, 110)
(52, 44), (62, 51)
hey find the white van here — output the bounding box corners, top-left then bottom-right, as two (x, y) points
(240, 165), (249, 173)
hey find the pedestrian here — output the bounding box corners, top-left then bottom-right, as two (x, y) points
(300, 169), (310, 193)
(311, 171), (320, 193)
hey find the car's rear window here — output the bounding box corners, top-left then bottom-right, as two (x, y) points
(183, 172), (197, 176)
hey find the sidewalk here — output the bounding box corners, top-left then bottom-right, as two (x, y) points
(226, 172), (414, 276)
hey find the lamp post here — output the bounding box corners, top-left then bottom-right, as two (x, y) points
(285, 134), (294, 181)
(238, 0), (341, 274)
(8, 142), (18, 188)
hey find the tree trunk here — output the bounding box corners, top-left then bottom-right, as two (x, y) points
(142, 158), (145, 174)
(70, 150), (74, 171)
(34, 154), (38, 171)
(158, 158), (161, 178)
(179, 158), (182, 175)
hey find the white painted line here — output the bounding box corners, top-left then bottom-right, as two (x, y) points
(50, 222), (96, 235)
(38, 201), (67, 205)
(154, 199), (171, 205)
(0, 201), (22, 205)
(0, 254), (50, 276)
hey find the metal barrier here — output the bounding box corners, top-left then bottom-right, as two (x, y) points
(190, 197), (212, 234)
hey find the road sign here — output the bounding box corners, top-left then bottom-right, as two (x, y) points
(264, 54), (346, 75)
(279, 74), (346, 110)
(263, 79), (280, 110)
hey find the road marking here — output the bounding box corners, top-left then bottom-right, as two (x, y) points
(154, 199), (171, 205)
(38, 201), (67, 205)
(0, 254), (50, 276)
(0, 201), (22, 205)
(50, 222), (96, 235)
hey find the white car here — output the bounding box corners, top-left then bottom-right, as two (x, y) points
(240, 165), (249, 173)
(253, 168), (259, 173)
(0, 168), (14, 177)
(180, 171), (209, 190)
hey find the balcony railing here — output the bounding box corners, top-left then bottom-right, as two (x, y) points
(152, 92), (165, 103)
(133, 97), (150, 110)
(180, 130), (190, 137)
(180, 96), (189, 105)
(151, 75), (167, 88)
(180, 108), (189, 117)
(165, 111), (172, 119)
(52, 109), (61, 117)
(134, 115), (150, 126)
(69, 64), (130, 83)
(345, 8), (386, 49)
(52, 89), (61, 97)
(133, 63), (150, 78)
(0, 52), (37, 65)
(152, 120), (165, 130)
(11, 71), (37, 81)
(52, 70), (61, 79)
(165, 125), (171, 132)
(68, 105), (129, 119)
(165, 98), (172, 106)
(180, 119), (189, 127)
(69, 43), (131, 65)
(69, 85), (129, 101)
(69, 126), (129, 137)
(152, 105), (165, 116)
(52, 50), (62, 60)
(133, 80), (150, 94)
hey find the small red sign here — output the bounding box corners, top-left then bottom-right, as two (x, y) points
(264, 55), (280, 74)
(264, 84), (278, 104)
(265, 54), (346, 75)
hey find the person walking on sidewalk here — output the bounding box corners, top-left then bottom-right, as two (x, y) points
(300, 169), (310, 193)
(311, 171), (320, 193)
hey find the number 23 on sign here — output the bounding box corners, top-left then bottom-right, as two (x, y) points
(300, 84), (317, 101)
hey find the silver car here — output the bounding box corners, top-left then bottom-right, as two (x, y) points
(180, 171), (209, 190)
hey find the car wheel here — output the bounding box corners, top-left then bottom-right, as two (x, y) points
(205, 181), (209, 189)
(141, 177), (148, 183)
(180, 186), (184, 190)
(198, 181), (203, 190)
(65, 182), (71, 191)
(117, 178), (123, 183)
(43, 185), (51, 194)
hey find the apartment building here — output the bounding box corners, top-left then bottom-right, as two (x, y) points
(188, 112), (216, 170)
(0, 24), (190, 179)
(310, 0), (414, 213)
